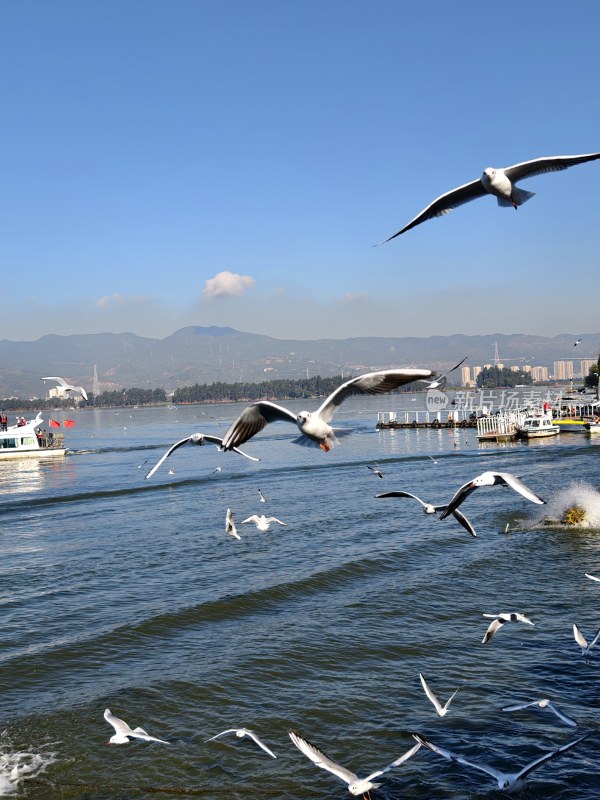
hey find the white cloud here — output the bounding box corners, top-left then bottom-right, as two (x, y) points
(202, 270), (256, 300)
(96, 293), (152, 308)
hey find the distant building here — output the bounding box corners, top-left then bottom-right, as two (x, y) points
(531, 366), (549, 382)
(460, 365), (472, 385)
(553, 360), (574, 380)
(580, 359), (596, 378)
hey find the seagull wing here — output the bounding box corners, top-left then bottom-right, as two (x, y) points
(492, 472), (545, 505)
(573, 623), (588, 648)
(376, 491), (427, 508)
(244, 730), (277, 758)
(501, 700), (540, 712)
(317, 369), (433, 423)
(419, 673), (444, 715)
(145, 436), (194, 479)
(221, 401), (297, 450)
(265, 517), (286, 525)
(514, 733), (593, 782)
(205, 728), (238, 742)
(378, 178), (488, 242)
(130, 730), (170, 744)
(546, 702), (578, 727)
(288, 730), (358, 786)
(41, 376), (69, 387)
(503, 152), (600, 184)
(423, 356), (469, 387)
(585, 573), (600, 582)
(589, 628), (600, 649)
(364, 741), (422, 782)
(439, 479), (478, 519)
(241, 516), (261, 524)
(482, 618), (504, 644)
(104, 708), (131, 736)
(451, 509), (477, 537)
(411, 734), (502, 782)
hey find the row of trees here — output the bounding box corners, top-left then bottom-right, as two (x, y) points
(476, 367), (533, 389)
(172, 375), (350, 404)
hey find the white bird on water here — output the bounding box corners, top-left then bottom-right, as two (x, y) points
(145, 432), (258, 479)
(220, 369), (433, 453)
(412, 731), (592, 792)
(288, 729), (421, 799)
(482, 612), (534, 644)
(258, 488), (268, 503)
(242, 514), (286, 532)
(41, 376), (88, 401)
(103, 708), (169, 744)
(205, 727), (277, 758)
(225, 508), (240, 540)
(440, 471), (545, 521)
(419, 672), (462, 717)
(376, 490), (476, 537)
(379, 151), (600, 241)
(501, 698), (577, 727)
(573, 623), (600, 658)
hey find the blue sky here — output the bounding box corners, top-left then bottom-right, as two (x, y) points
(2, 0), (599, 343)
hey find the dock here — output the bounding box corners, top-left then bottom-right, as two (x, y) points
(376, 410), (476, 430)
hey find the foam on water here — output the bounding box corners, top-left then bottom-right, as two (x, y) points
(0, 736), (56, 796)
(531, 481), (600, 528)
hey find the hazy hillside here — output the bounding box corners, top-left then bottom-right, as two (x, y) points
(1, 326), (598, 398)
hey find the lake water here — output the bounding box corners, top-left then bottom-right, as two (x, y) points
(1, 394), (599, 799)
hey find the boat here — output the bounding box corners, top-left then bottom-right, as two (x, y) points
(551, 397), (600, 433)
(517, 413), (560, 439)
(0, 412), (67, 459)
(584, 419), (600, 435)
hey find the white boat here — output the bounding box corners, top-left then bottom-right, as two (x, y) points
(0, 412), (67, 459)
(584, 419), (600, 435)
(517, 413), (560, 439)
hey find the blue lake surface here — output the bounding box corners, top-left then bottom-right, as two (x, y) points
(1, 394), (599, 798)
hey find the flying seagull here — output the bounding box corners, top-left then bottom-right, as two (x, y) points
(258, 488), (268, 503)
(419, 672), (462, 717)
(501, 698), (577, 727)
(41, 376), (88, 401)
(482, 612), (534, 644)
(145, 432), (258, 479)
(573, 338), (583, 348)
(418, 356), (468, 389)
(103, 708), (169, 745)
(584, 573), (600, 582)
(411, 731), (592, 792)
(242, 514), (286, 532)
(376, 490), (476, 537)
(379, 151), (600, 241)
(440, 472), (545, 521)
(225, 508), (240, 540)
(367, 465), (384, 479)
(573, 623), (600, 657)
(221, 369), (433, 453)
(288, 729), (421, 799)
(205, 727), (277, 758)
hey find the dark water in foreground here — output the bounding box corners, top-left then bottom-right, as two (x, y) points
(1, 398), (599, 799)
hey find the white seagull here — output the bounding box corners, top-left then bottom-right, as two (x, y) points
(225, 508), (240, 540)
(440, 471), (545, 521)
(376, 491), (477, 537)
(258, 488), (268, 503)
(242, 514), (286, 532)
(573, 623), (600, 657)
(584, 572), (600, 582)
(419, 356), (468, 389)
(205, 727), (277, 758)
(145, 432), (259, 479)
(412, 731), (592, 792)
(501, 698), (577, 727)
(419, 672), (462, 717)
(288, 729), (421, 799)
(220, 369), (433, 453)
(482, 612), (534, 644)
(367, 465), (384, 479)
(379, 151), (600, 241)
(41, 376), (88, 401)
(103, 708), (169, 744)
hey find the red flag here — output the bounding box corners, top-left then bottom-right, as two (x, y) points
(64, 420), (75, 427)
(49, 419), (61, 428)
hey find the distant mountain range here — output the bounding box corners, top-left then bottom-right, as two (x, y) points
(1, 326), (598, 398)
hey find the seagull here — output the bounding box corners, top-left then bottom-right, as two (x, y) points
(242, 514), (286, 532)
(419, 672), (462, 717)
(288, 729), (421, 799)
(41, 376), (88, 401)
(428, 456), (438, 464)
(482, 612), (534, 644)
(573, 338), (583, 348)
(440, 471), (545, 521)
(585, 572), (600, 582)
(258, 488), (268, 503)
(103, 708), (169, 745)
(212, 466), (223, 474)
(225, 508), (240, 540)
(145, 432), (259, 479)
(220, 369), (433, 453)
(412, 731), (592, 792)
(205, 727), (277, 758)
(379, 151), (600, 241)
(367, 465), (384, 479)
(376, 491), (477, 537)
(501, 698), (577, 727)
(573, 623), (600, 657)
(418, 357), (468, 389)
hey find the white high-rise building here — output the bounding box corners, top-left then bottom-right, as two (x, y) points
(553, 361), (574, 380)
